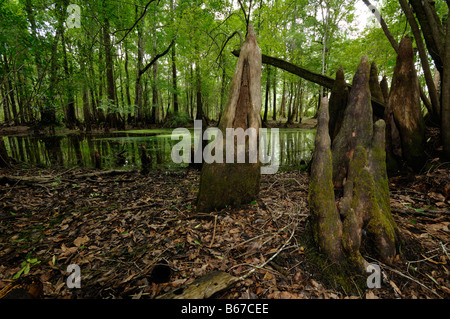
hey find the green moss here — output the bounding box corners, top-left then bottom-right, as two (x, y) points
(300, 227), (367, 295)
(196, 161), (261, 212)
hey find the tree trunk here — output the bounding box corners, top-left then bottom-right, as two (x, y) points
(398, 0), (440, 121)
(263, 66), (270, 123)
(309, 56), (399, 273)
(104, 18), (118, 128)
(172, 43), (179, 114)
(195, 64), (203, 121)
(2, 56), (19, 126)
(196, 24), (262, 213)
(171, 0), (179, 114)
(388, 37), (426, 172)
(328, 66), (348, 142)
(279, 79), (286, 117)
(332, 56), (374, 188)
(82, 85), (92, 132)
(309, 97), (344, 263)
(408, 0), (444, 74)
(135, 12), (145, 126)
(272, 68), (277, 121)
(61, 30), (77, 129)
(0, 138), (9, 168)
(442, 15), (450, 159)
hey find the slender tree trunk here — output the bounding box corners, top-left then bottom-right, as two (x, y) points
(172, 44), (179, 114)
(1, 82), (11, 124)
(272, 68), (277, 121)
(398, 0), (440, 120)
(218, 56), (227, 123)
(263, 66), (270, 122)
(195, 63), (203, 121)
(104, 17), (118, 128)
(0, 137), (9, 168)
(61, 31), (77, 129)
(2, 56), (19, 126)
(442, 16), (450, 159)
(135, 11), (144, 126)
(190, 64), (194, 119)
(279, 78), (286, 117)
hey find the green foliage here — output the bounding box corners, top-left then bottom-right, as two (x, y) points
(13, 251), (41, 279)
(1, 0), (447, 127)
(164, 111), (192, 128)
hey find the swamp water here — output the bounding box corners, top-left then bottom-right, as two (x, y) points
(2, 128), (316, 171)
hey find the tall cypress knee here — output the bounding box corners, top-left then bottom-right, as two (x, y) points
(196, 24), (262, 213)
(388, 36), (425, 171)
(309, 56), (399, 273)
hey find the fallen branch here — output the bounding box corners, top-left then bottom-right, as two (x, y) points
(232, 50), (386, 118)
(0, 175), (54, 186)
(71, 170), (136, 178)
(156, 271), (239, 299)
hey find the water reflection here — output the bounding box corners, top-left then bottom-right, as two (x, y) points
(1, 129), (316, 170)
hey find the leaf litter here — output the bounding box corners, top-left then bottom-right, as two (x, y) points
(0, 165), (448, 299)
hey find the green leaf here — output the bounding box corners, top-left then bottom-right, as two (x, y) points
(23, 263), (30, 275)
(194, 240), (201, 246)
(13, 268), (24, 279)
(251, 201), (257, 205)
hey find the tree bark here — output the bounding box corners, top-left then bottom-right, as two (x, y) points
(279, 78), (286, 117)
(388, 37), (426, 172)
(309, 97), (344, 263)
(332, 56), (374, 188)
(328, 66), (348, 142)
(170, 0), (179, 114)
(196, 24), (262, 213)
(263, 66), (270, 123)
(104, 17), (118, 128)
(61, 30), (77, 129)
(362, 0), (434, 117)
(0, 138), (9, 168)
(135, 9), (145, 126)
(398, 0), (440, 121)
(272, 68), (277, 121)
(408, 0), (444, 73)
(309, 56), (399, 273)
(442, 15), (450, 159)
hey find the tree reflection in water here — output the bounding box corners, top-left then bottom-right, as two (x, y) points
(1, 129), (315, 170)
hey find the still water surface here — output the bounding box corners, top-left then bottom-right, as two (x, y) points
(2, 128), (316, 170)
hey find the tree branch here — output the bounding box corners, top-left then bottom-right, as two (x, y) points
(232, 50), (386, 118)
(114, 0), (159, 45)
(138, 39), (175, 78)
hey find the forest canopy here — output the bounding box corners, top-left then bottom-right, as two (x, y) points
(0, 0), (447, 132)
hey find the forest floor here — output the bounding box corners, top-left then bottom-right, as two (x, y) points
(0, 158), (449, 299)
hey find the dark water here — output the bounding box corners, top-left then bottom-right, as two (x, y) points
(1, 128), (316, 170)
